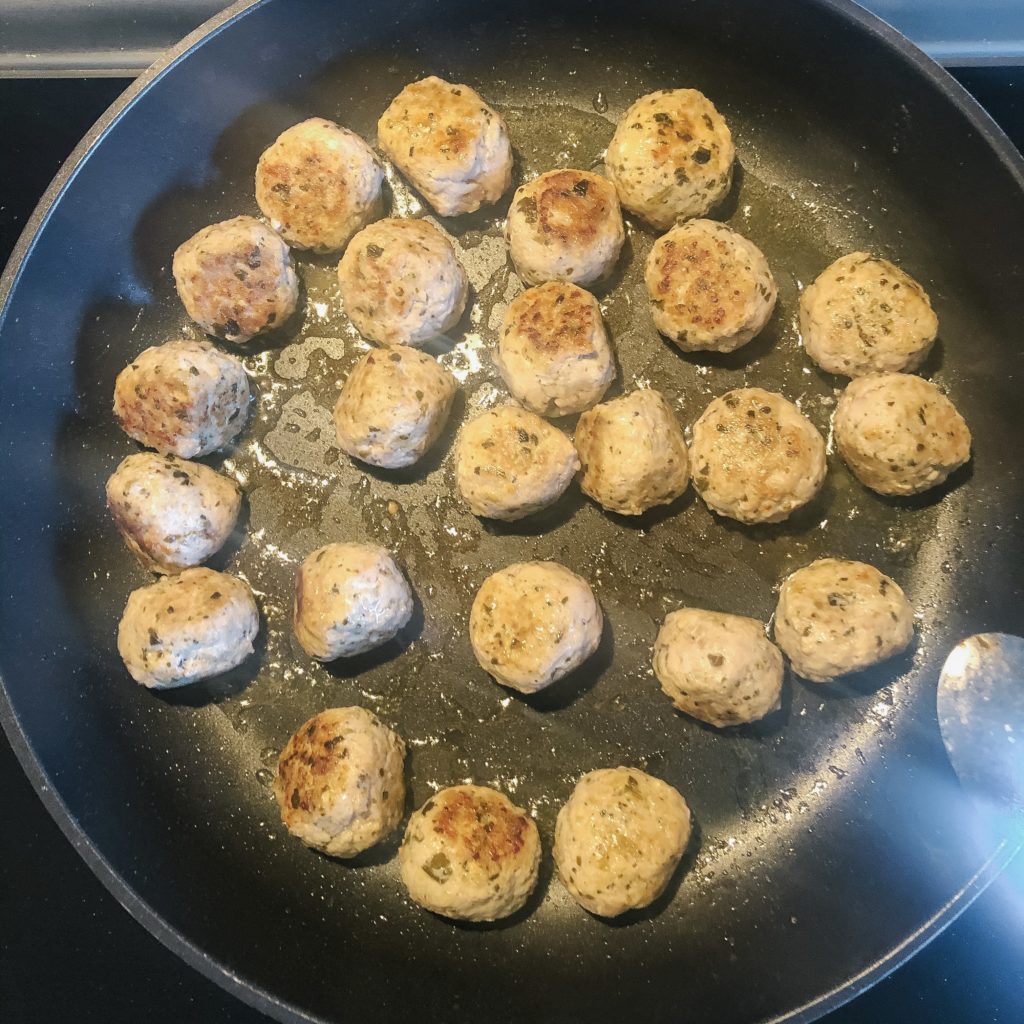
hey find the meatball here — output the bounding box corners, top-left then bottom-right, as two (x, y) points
(834, 373), (971, 496)
(653, 609), (783, 726)
(553, 768), (691, 918)
(106, 452), (242, 573)
(399, 785), (541, 922)
(113, 338), (251, 459)
(333, 348), (457, 468)
(774, 558), (915, 682)
(255, 117), (384, 253)
(605, 89), (735, 230)
(117, 568), (258, 688)
(455, 405), (579, 520)
(505, 169), (625, 288)
(574, 389), (689, 516)
(470, 561), (602, 694)
(495, 282), (616, 417)
(172, 216), (299, 343)
(274, 707), (405, 857)
(690, 388), (827, 524)
(378, 76), (513, 217)
(293, 542), (413, 661)
(645, 219), (776, 353)
(338, 218), (468, 347)
(799, 253), (938, 377)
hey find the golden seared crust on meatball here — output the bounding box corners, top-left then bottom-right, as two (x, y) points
(274, 707), (406, 858)
(799, 253), (938, 377)
(690, 387), (827, 524)
(455, 405), (580, 521)
(653, 609), (783, 726)
(399, 785), (541, 921)
(113, 338), (251, 459)
(495, 282), (615, 417)
(378, 76), (513, 217)
(172, 216), (299, 343)
(117, 568), (258, 688)
(333, 348), (457, 469)
(293, 542), (413, 661)
(106, 453), (241, 574)
(554, 767), (691, 918)
(774, 558), (914, 682)
(575, 389), (690, 516)
(470, 561), (603, 694)
(337, 218), (468, 347)
(834, 373), (971, 496)
(645, 219), (776, 353)
(606, 89), (735, 230)
(505, 169), (625, 288)
(255, 117), (384, 253)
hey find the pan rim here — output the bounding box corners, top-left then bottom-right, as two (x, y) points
(0, 1), (1021, 1021)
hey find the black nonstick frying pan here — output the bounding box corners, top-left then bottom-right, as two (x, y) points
(2, 1), (1023, 1022)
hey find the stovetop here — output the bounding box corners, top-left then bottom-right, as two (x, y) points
(1, 69), (1023, 1024)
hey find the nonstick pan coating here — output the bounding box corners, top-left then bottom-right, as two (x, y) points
(1, 2), (1023, 1022)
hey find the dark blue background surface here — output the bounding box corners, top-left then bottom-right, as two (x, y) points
(1, 72), (1022, 1023)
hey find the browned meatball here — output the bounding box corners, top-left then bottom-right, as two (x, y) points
(378, 76), (512, 217)
(172, 215), (299, 343)
(337, 218), (468, 347)
(606, 89), (735, 230)
(113, 338), (251, 458)
(274, 707), (406, 857)
(255, 118), (384, 253)
(495, 282), (615, 417)
(106, 453), (241, 573)
(690, 388), (827, 524)
(505, 170), (625, 287)
(399, 785), (541, 921)
(645, 219), (776, 353)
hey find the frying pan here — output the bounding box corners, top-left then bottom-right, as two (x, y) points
(1, 1), (1022, 1022)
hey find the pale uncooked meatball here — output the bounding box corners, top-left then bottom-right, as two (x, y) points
(113, 338), (251, 458)
(800, 253), (938, 377)
(774, 558), (915, 682)
(505, 169), (625, 288)
(378, 76), (513, 217)
(470, 561), (602, 694)
(456, 405), (579, 520)
(554, 768), (691, 918)
(255, 117), (384, 253)
(333, 348), (457, 468)
(690, 388), (827, 524)
(338, 218), (468, 347)
(117, 568), (258, 688)
(605, 89), (735, 230)
(106, 453), (241, 573)
(172, 216), (299, 343)
(399, 785), (541, 922)
(645, 219), (776, 353)
(653, 609), (783, 726)
(293, 542), (413, 661)
(495, 282), (615, 417)
(834, 373), (971, 496)
(574, 389), (689, 516)
(274, 707), (405, 857)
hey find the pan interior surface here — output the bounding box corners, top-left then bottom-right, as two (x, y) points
(1, 2), (1022, 1022)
